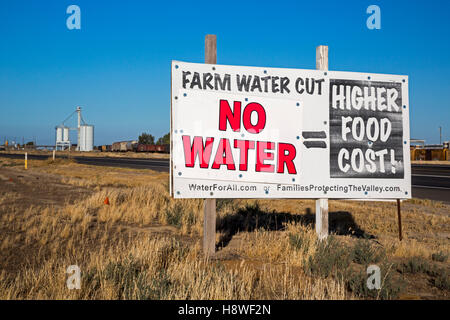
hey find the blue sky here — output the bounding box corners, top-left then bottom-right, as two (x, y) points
(0, 0), (449, 145)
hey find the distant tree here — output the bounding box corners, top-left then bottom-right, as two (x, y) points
(26, 141), (34, 146)
(138, 133), (155, 145)
(156, 133), (170, 145)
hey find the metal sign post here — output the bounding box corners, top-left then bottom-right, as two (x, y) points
(397, 199), (403, 241)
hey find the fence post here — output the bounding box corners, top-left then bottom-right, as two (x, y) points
(315, 45), (329, 240)
(203, 34), (217, 257)
(397, 199), (403, 241)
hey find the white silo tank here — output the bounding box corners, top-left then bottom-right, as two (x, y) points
(56, 127), (63, 143)
(79, 125), (94, 151)
(63, 127), (70, 142)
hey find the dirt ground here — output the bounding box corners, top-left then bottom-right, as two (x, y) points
(0, 166), (89, 274)
(0, 167), (88, 208)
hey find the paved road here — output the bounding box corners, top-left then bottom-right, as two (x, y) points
(0, 153), (169, 172)
(411, 164), (450, 202)
(1, 152), (449, 202)
(71, 155), (170, 172)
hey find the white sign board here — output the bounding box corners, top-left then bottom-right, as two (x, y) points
(171, 61), (411, 199)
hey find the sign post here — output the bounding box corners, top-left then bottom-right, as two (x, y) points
(204, 34), (217, 257)
(316, 45), (329, 240)
(397, 199), (403, 241)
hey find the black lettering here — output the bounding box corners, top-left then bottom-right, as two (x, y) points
(251, 76), (262, 92)
(280, 77), (290, 93)
(203, 73), (214, 90)
(182, 71), (191, 89)
(315, 79), (325, 95)
(191, 72), (202, 89)
(295, 77), (304, 94)
(261, 76), (270, 92)
(306, 78), (315, 94)
(215, 73), (231, 91)
(236, 74), (252, 92)
(271, 76), (280, 93)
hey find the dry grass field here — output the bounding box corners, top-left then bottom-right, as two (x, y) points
(1, 150), (170, 159)
(412, 160), (450, 165)
(0, 157), (448, 300)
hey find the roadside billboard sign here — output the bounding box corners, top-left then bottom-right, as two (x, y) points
(170, 61), (410, 199)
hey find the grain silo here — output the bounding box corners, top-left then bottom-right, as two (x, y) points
(63, 127), (70, 143)
(55, 125), (71, 150)
(54, 106), (95, 151)
(56, 127), (63, 143)
(79, 125), (94, 151)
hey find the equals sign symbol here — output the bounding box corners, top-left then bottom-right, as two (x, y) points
(302, 131), (327, 148)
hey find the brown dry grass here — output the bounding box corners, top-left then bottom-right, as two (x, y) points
(0, 157), (448, 300)
(0, 150), (170, 159)
(412, 160), (450, 165)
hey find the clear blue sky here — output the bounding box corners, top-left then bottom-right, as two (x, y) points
(0, 0), (449, 145)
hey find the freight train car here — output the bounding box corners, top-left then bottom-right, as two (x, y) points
(111, 141), (137, 152)
(137, 144), (169, 153)
(155, 144), (169, 153)
(111, 142), (121, 152)
(135, 144), (169, 153)
(110, 142), (169, 153)
(100, 145), (112, 152)
(410, 144), (449, 161)
(136, 144), (156, 152)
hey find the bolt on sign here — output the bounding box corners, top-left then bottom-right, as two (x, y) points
(170, 61), (411, 199)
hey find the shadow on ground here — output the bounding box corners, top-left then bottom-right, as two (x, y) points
(216, 203), (373, 249)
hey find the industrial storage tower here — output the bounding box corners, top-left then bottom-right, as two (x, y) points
(55, 106), (94, 151)
(55, 125), (70, 150)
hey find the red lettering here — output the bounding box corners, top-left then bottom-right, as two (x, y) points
(212, 138), (236, 170)
(183, 136), (298, 176)
(182, 135), (214, 168)
(243, 102), (266, 134)
(234, 139), (255, 171)
(219, 100), (241, 132)
(256, 141), (274, 172)
(277, 143), (297, 174)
